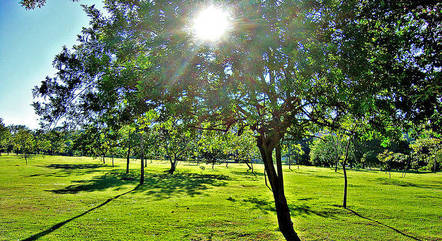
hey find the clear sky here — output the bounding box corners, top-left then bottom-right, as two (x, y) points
(0, 0), (103, 129)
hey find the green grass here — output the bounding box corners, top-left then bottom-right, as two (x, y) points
(0, 154), (440, 240)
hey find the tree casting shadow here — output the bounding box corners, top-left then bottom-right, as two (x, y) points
(345, 208), (422, 241)
(23, 185), (140, 241)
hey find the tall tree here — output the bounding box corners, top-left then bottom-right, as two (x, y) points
(32, 1), (440, 240)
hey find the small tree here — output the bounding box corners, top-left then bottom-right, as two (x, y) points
(13, 129), (35, 165)
(410, 136), (441, 173)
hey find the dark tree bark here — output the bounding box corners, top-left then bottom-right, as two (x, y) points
(244, 159), (255, 175)
(112, 155), (114, 167)
(126, 132), (131, 174)
(342, 137), (352, 209)
(288, 154), (292, 170)
(140, 136), (145, 185)
(168, 154), (178, 174)
(257, 135), (301, 241)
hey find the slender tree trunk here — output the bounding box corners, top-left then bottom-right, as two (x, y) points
(342, 136), (352, 209)
(145, 157), (147, 168)
(126, 136), (130, 174)
(288, 154), (292, 170)
(112, 155), (114, 167)
(140, 135), (145, 185)
(244, 159), (255, 175)
(335, 160), (338, 172)
(258, 136), (301, 241)
(25, 153), (28, 165)
(342, 164), (348, 208)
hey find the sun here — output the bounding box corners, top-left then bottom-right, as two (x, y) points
(192, 6), (231, 42)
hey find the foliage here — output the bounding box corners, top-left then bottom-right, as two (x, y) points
(0, 119), (11, 154)
(410, 136), (441, 172)
(13, 129), (35, 161)
(310, 134), (346, 168)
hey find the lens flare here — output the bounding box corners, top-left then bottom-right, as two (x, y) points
(192, 6), (231, 42)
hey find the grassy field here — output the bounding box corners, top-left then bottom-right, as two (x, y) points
(0, 154), (440, 241)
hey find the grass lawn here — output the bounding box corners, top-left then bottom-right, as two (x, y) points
(0, 154), (440, 240)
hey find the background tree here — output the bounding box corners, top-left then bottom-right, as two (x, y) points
(0, 119), (11, 155)
(13, 129), (35, 164)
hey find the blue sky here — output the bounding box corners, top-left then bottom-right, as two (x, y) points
(0, 0), (103, 129)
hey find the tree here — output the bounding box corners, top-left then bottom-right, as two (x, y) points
(157, 118), (195, 174)
(32, 1), (440, 240)
(410, 134), (441, 173)
(310, 134), (345, 170)
(0, 119), (11, 155)
(13, 129), (35, 164)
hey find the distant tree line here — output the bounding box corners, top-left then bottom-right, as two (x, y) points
(1, 117), (439, 173)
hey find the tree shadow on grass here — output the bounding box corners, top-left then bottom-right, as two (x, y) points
(137, 172), (229, 199)
(375, 177), (441, 190)
(48, 171), (136, 194)
(345, 207), (422, 241)
(239, 197), (335, 218)
(29, 164), (110, 178)
(23, 185), (141, 241)
(46, 164), (107, 169)
(231, 170), (264, 177)
(49, 170), (229, 199)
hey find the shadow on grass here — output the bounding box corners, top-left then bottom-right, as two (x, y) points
(23, 185), (141, 241)
(49, 170), (229, 199)
(136, 172), (229, 199)
(375, 177), (441, 189)
(345, 208), (422, 241)
(28, 164), (109, 178)
(231, 170), (264, 177)
(314, 175), (340, 179)
(46, 164), (107, 169)
(239, 197), (334, 218)
(49, 171), (136, 194)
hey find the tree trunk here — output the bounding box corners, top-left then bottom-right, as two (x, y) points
(112, 155), (114, 167)
(342, 136), (352, 209)
(258, 136), (301, 241)
(169, 159), (177, 174)
(126, 145), (131, 174)
(335, 160), (338, 172)
(140, 135), (145, 185)
(343, 164), (348, 208)
(288, 154), (292, 170)
(25, 153), (28, 165)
